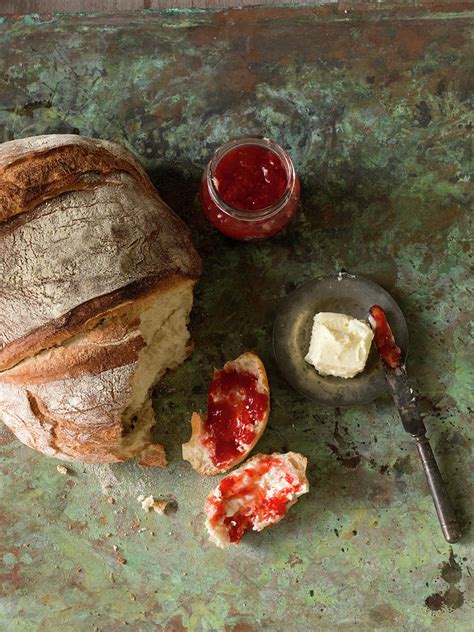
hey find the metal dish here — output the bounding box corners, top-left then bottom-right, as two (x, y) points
(273, 272), (408, 406)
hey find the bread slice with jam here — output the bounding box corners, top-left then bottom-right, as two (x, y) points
(205, 452), (309, 548)
(182, 352), (270, 475)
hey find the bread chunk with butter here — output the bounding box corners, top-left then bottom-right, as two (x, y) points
(0, 134), (201, 463)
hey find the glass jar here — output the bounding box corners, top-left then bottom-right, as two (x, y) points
(200, 136), (300, 240)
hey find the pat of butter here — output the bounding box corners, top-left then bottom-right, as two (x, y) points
(305, 312), (374, 379)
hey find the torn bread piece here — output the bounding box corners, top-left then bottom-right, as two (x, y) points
(182, 352), (270, 476)
(205, 452), (309, 548)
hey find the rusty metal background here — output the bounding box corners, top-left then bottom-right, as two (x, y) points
(0, 5), (472, 630)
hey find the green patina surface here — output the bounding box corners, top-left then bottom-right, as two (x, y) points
(0, 5), (473, 631)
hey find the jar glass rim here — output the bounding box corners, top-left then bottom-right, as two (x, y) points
(206, 136), (296, 222)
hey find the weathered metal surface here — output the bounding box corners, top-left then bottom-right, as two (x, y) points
(0, 6), (473, 631)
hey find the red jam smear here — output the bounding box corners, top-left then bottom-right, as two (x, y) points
(203, 368), (268, 468)
(200, 143), (300, 240)
(369, 305), (402, 369)
(206, 456), (302, 544)
(213, 146), (288, 212)
(223, 511), (253, 544)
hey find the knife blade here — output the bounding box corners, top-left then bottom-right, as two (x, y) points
(368, 304), (462, 543)
(383, 365), (426, 436)
(368, 304), (425, 435)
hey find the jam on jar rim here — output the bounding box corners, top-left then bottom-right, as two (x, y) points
(206, 136), (297, 222)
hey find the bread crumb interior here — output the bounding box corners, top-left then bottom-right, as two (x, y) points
(120, 282), (194, 453)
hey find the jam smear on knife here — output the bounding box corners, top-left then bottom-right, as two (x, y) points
(368, 304), (402, 369)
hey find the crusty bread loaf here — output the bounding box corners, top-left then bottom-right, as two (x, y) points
(205, 452), (309, 548)
(0, 134), (201, 463)
(182, 352), (270, 475)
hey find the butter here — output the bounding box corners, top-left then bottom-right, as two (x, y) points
(305, 312), (374, 379)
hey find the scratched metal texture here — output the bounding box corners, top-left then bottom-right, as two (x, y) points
(0, 5), (473, 631)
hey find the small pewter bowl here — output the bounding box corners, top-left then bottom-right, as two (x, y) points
(273, 272), (408, 406)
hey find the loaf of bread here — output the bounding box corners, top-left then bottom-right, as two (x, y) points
(0, 135), (201, 463)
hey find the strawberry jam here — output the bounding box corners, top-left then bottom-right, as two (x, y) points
(206, 455), (305, 544)
(214, 145), (287, 211)
(203, 368), (268, 468)
(200, 137), (300, 240)
(224, 511), (253, 544)
(369, 305), (402, 369)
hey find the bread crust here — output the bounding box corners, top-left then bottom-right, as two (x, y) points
(182, 352), (270, 475)
(0, 135), (201, 371)
(0, 280), (195, 462)
(0, 134), (153, 222)
(0, 330), (139, 462)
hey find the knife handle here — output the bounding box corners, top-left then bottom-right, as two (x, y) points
(414, 433), (462, 543)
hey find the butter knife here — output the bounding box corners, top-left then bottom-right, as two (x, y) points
(368, 304), (462, 543)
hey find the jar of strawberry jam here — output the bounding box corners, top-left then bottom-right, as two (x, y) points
(200, 136), (300, 240)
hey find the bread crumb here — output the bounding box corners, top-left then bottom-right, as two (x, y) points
(153, 500), (169, 515)
(129, 593), (136, 601)
(138, 444), (167, 468)
(141, 495), (155, 511)
(112, 545), (118, 551)
(56, 465), (68, 475)
(139, 495), (169, 514)
(105, 532), (112, 538)
(106, 496), (115, 504)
